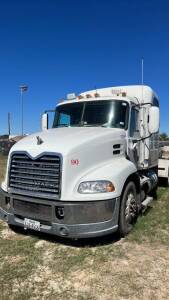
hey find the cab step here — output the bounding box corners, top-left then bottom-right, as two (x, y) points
(141, 196), (153, 212)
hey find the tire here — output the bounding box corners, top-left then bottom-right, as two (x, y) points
(163, 177), (169, 187)
(118, 182), (138, 237)
(166, 172), (169, 187)
(149, 185), (158, 199)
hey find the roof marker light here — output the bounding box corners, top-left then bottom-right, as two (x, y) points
(86, 94), (92, 98)
(94, 93), (100, 98)
(77, 95), (84, 100)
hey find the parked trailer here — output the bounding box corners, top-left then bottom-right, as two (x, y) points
(0, 85), (160, 238)
(158, 145), (169, 186)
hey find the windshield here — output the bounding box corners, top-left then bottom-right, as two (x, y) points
(53, 100), (129, 129)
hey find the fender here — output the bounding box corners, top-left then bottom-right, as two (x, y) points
(74, 157), (137, 200)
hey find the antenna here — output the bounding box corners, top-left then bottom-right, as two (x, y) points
(141, 58), (144, 85)
(8, 112), (11, 137)
(141, 58), (144, 103)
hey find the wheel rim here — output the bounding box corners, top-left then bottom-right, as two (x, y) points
(125, 191), (137, 224)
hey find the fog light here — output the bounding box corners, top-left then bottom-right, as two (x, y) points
(59, 227), (69, 236)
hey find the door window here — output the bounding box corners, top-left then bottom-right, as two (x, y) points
(130, 108), (139, 137)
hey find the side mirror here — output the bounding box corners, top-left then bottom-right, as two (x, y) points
(148, 106), (160, 134)
(41, 113), (48, 131)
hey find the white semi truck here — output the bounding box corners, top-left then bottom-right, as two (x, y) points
(0, 85), (160, 238)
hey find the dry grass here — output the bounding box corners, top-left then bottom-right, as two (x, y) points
(0, 153), (7, 183)
(0, 154), (169, 300)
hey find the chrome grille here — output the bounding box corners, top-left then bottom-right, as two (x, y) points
(9, 153), (61, 198)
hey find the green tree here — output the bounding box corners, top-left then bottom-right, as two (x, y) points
(159, 132), (169, 141)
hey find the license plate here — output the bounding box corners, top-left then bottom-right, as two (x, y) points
(24, 218), (40, 231)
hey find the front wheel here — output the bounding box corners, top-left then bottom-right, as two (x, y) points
(118, 182), (138, 237)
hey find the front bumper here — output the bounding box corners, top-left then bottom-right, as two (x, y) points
(0, 188), (120, 238)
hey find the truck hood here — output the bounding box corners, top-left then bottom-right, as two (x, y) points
(10, 127), (126, 157)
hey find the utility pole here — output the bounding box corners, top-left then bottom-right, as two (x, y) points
(20, 85), (28, 136)
(8, 112), (11, 138)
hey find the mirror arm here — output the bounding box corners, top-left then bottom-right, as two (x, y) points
(134, 133), (153, 142)
(132, 102), (153, 108)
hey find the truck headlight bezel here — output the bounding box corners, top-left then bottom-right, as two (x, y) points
(78, 180), (115, 194)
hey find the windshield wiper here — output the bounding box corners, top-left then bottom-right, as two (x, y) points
(56, 124), (69, 127)
(80, 124), (102, 127)
(56, 123), (106, 128)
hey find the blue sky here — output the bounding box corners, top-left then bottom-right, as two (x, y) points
(0, 0), (169, 135)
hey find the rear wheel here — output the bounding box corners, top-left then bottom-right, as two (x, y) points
(166, 171), (169, 186)
(149, 185), (158, 199)
(118, 182), (138, 237)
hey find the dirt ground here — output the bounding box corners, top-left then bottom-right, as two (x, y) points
(0, 220), (169, 300)
(0, 155), (169, 300)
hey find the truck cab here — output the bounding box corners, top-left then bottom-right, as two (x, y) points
(0, 85), (160, 238)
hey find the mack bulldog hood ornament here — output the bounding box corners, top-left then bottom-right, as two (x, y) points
(36, 136), (44, 145)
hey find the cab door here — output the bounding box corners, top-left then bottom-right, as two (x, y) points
(128, 106), (140, 166)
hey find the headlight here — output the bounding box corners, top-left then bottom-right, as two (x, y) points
(78, 180), (115, 194)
